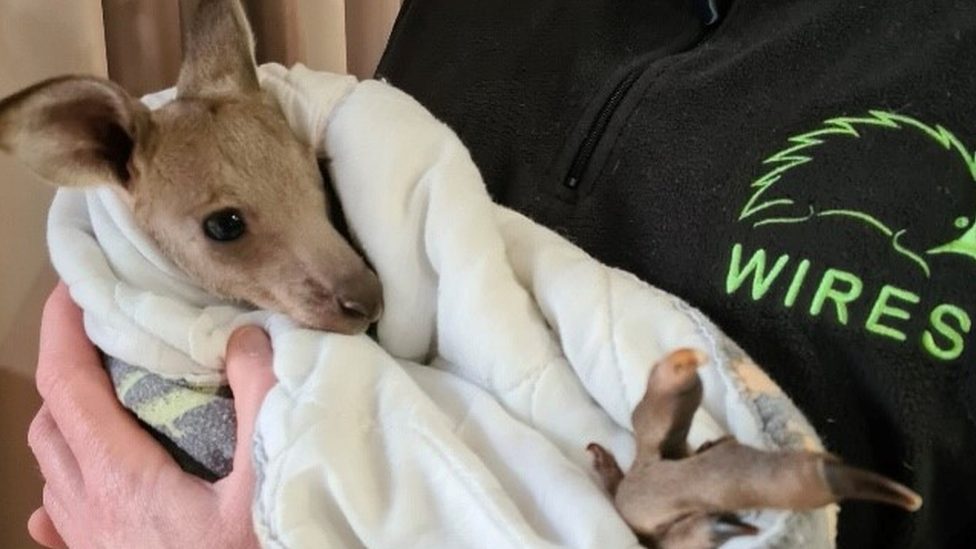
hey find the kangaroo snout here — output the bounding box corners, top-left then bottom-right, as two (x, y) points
(334, 272), (384, 325)
(283, 243), (383, 334)
(284, 232), (384, 334)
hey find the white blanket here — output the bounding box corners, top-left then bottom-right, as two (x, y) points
(47, 63), (836, 549)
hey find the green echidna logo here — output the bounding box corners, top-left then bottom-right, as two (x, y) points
(726, 111), (973, 361)
(739, 110), (976, 278)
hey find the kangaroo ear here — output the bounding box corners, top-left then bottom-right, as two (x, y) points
(0, 76), (151, 189)
(177, 0), (260, 98)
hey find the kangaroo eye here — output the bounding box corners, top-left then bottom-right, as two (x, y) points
(203, 208), (247, 242)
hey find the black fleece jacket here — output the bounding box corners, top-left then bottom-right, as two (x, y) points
(378, 1), (976, 548)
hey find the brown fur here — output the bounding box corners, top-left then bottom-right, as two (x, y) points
(0, 0), (381, 334)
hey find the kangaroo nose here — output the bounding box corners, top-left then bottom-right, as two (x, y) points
(339, 299), (370, 319)
(334, 272), (384, 323)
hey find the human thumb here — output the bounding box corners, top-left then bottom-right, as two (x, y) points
(224, 325), (276, 480)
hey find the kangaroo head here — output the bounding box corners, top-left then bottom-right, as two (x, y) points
(0, 0), (382, 334)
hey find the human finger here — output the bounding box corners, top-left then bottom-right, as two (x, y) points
(28, 406), (83, 505)
(35, 282), (101, 398)
(220, 325), (275, 489)
(35, 284), (172, 477)
(27, 507), (67, 549)
(40, 484), (76, 549)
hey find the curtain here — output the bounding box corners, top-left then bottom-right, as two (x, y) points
(0, 0), (108, 378)
(0, 5), (106, 548)
(101, 0), (402, 95)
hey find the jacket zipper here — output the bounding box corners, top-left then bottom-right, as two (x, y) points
(562, 19), (722, 191)
(563, 66), (645, 190)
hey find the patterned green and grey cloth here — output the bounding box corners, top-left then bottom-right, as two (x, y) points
(105, 357), (235, 479)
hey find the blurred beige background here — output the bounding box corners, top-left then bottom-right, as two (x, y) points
(0, 1), (400, 547)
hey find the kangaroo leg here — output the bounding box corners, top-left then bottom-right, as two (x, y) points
(589, 349), (922, 548)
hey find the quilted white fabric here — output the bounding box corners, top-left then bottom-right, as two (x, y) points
(47, 63), (836, 549)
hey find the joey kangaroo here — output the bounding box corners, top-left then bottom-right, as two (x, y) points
(0, 1), (920, 548)
(0, 0), (382, 334)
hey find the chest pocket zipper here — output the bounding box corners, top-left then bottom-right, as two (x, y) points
(563, 66), (645, 190)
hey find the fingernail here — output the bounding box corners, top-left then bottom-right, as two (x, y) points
(230, 325), (271, 358)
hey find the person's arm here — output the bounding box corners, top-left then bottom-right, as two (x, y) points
(27, 283), (275, 549)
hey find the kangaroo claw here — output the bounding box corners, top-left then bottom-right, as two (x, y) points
(587, 442), (624, 496)
(710, 514), (760, 541)
(642, 512), (758, 549)
(588, 348), (923, 547)
(823, 460), (923, 511)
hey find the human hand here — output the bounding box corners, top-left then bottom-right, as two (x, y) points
(27, 283), (276, 549)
